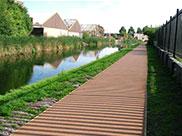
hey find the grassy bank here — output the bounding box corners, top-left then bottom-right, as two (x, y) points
(147, 45), (182, 135)
(0, 43), (140, 116)
(0, 36), (113, 57)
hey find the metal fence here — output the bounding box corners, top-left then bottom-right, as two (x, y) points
(156, 9), (182, 58)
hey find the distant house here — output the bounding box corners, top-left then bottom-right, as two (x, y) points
(42, 13), (68, 37)
(31, 13), (68, 37)
(134, 34), (148, 41)
(32, 13), (83, 37)
(81, 24), (103, 36)
(64, 19), (81, 37)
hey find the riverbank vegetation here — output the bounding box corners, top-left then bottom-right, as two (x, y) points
(0, 36), (114, 57)
(147, 45), (182, 135)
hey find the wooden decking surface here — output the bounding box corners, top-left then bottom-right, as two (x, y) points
(11, 44), (147, 136)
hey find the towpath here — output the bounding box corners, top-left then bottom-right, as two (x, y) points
(12, 44), (147, 136)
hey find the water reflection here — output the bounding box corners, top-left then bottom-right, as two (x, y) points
(0, 47), (118, 94)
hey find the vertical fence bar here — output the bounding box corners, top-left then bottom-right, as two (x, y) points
(167, 16), (172, 52)
(161, 25), (164, 49)
(173, 9), (179, 58)
(164, 21), (168, 50)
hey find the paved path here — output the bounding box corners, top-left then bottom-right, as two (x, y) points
(12, 44), (147, 136)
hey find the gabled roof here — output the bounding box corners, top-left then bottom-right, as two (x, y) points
(81, 24), (97, 31)
(43, 13), (68, 30)
(34, 22), (42, 27)
(64, 19), (77, 29)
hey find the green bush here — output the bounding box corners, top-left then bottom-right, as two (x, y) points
(0, 0), (33, 36)
(143, 26), (160, 46)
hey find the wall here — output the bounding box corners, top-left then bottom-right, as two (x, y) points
(68, 32), (81, 37)
(44, 27), (68, 37)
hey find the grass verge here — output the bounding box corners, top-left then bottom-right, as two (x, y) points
(0, 43), (140, 117)
(147, 45), (182, 136)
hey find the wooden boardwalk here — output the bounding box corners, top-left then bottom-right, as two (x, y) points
(11, 44), (147, 136)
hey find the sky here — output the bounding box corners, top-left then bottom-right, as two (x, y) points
(21, 0), (182, 33)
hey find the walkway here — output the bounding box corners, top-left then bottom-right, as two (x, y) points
(12, 44), (147, 136)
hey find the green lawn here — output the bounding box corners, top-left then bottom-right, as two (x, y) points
(147, 45), (182, 136)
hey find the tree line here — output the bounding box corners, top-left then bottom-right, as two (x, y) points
(118, 25), (159, 45)
(119, 26), (150, 36)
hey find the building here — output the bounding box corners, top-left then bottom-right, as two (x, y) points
(64, 19), (81, 37)
(42, 13), (68, 37)
(81, 24), (103, 36)
(31, 13), (68, 37)
(31, 13), (82, 37)
(134, 34), (148, 41)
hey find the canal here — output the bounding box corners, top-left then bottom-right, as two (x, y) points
(0, 46), (118, 95)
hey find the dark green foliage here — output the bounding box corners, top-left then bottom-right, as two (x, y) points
(82, 31), (90, 39)
(0, 62), (33, 94)
(128, 26), (135, 35)
(137, 27), (142, 34)
(0, 42), (140, 116)
(113, 34), (118, 39)
(143, 26), (159, 45)
(119, 26), (126, 36)
(147, 45), (182, 136)
(0, 0), (33, 36)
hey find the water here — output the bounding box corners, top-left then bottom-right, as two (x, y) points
(0, 46), (118, 94)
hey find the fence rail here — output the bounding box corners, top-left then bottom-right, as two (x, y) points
(157, 9), (182, 58)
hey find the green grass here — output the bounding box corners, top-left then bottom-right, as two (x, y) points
(176, 56), (182, 63)
(0, 42), (140, 116)
(147, 45), (182, 136)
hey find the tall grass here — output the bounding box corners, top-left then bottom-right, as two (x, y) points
(0, 36), (113, 57)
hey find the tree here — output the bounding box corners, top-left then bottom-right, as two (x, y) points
(98, 25), (104, 36)
(142, 26), (149, 34)
(119, 26), (126, 36)
(82, 31), (90, 39)
(128, 26), (135, 35)
(0, 0), (33, 36)
(137, 27), (142, 34)
(0, 0), (12, 36)
(143, 26), (159, 45)
(113, 34), (118, 39)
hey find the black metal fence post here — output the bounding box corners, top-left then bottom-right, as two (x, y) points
(161, 24), (164, 49)
(167, 16), (172, 52)
(173, 9), (179, 58)
(164, 21), (168, 50)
